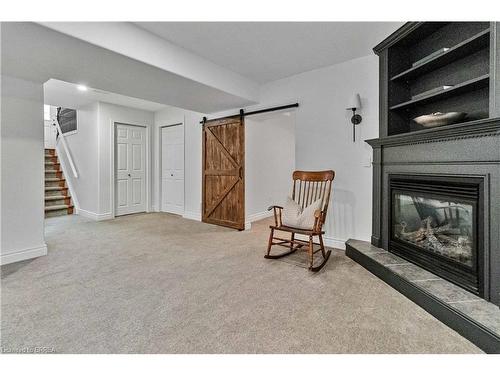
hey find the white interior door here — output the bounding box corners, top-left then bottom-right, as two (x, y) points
(44, 120), (56, 149)
(161, 125), (184, 215)
(115, 124), (146, 216)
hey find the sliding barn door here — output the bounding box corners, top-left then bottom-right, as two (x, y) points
(202, 116), (245, 230)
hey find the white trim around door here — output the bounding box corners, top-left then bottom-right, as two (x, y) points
(159, 123), (185, 216)
(110, 122), (151, 218)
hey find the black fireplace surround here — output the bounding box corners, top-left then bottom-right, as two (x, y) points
(367, 125), (499, 307)
(389, 174), (484, 296)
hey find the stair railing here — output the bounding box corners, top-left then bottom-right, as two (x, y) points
(52, 118), (78, 178)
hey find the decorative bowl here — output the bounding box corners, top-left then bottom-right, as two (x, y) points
(413, 112), (467, 128)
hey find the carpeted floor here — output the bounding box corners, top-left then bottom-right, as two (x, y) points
(1, 213), (482, 353)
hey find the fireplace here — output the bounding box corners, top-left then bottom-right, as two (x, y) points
(389, 175), (484, 295)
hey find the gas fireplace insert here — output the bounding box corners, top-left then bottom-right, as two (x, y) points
(389, 175), (484, 296)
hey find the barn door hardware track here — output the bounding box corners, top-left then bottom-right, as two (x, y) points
(200, 103), (299, 124)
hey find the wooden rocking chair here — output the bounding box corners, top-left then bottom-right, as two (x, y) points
(265, 170), (335, 272)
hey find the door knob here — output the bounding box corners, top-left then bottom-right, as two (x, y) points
(128, 173), (131, 177)
(171, 174), (174, 177)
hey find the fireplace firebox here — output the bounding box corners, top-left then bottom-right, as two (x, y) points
(389, 175), (484, 296)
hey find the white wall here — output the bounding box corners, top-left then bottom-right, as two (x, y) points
(258, 55), (379, 246)
(245, 112), (295, 223)
(153, 106), (205, 220)
(1, 75), (47, 264)
(58, 102), (99, 214)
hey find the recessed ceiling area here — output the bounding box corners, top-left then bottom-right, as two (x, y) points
(44, 79), (167, 112)
(135, 22), (403, 83)
(2, 22), (256, 115)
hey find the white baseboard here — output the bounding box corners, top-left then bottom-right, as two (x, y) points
(77, 209), (113, 221)
(244, 210), (273, 230)
(1, 244), (48, 265)
(295, 234), (346, 250)
(323, 236), (346, 250)
(247, 210), (273, 223)
(161, 207), (185, 216)
(182, 210), (201, 222)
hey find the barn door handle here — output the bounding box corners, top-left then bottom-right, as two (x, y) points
(239, 166), (243, 179)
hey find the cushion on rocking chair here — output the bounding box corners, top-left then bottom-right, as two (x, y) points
(281, 196), (322, 230)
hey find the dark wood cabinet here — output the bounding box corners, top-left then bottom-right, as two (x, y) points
(374, 22), (500, 136)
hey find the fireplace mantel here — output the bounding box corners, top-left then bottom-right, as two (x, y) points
(366, 117), (500, 148)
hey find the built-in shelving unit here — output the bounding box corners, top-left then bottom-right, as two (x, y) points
(375, 22), (496, 136)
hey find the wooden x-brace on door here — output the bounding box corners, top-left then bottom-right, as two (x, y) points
(202, 115), (245, 230)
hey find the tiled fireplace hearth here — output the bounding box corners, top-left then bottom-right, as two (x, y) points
(346, 239), (500, 352)
(346, 22), (500, 352)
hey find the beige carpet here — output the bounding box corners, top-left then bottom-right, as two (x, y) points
(1, 213), (482, 353)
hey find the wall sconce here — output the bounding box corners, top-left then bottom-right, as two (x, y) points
(346, 94), (362, 142)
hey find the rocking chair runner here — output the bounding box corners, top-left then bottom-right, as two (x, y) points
(265, 170), (335, 272)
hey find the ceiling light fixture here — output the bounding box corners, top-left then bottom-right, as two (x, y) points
(77, 84), (88, 92)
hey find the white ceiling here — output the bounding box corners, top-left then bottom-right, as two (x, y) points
(3, 23), (255, 115)
(44, 79), (167, 111)
(135, 22), (403, 83)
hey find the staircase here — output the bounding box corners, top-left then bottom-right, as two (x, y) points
(45, 149), (74, 218)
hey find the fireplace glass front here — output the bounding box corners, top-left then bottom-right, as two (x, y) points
(389, 175), (483, 295)
(393, 193), (474, 268)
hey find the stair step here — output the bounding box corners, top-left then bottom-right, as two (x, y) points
(44, 164), (60, 172)
(45, 177), (65, 182)
(45, 204), (74, 212)
(45, 195), (68, 201)
(45, 186), (68, 191)
(46, 197), (71, 207)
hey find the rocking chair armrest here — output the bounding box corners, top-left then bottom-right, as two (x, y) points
(313, 209), (324, 232)
(267, 205), (283, 211)
(268, 205), (283, 227)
